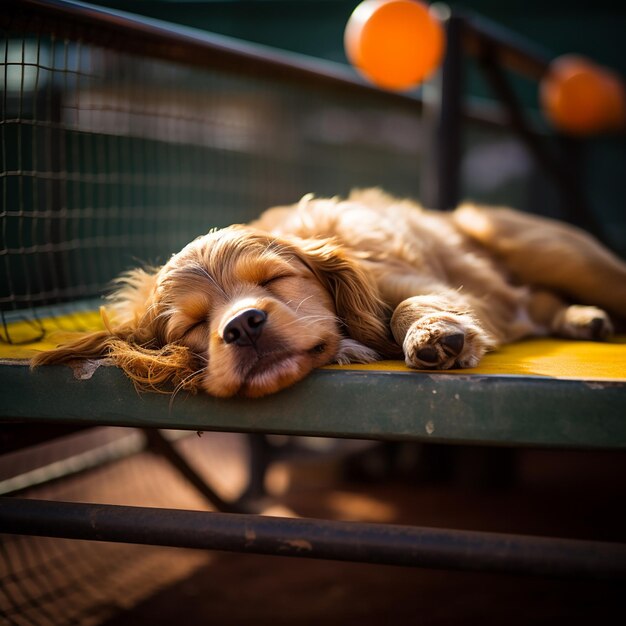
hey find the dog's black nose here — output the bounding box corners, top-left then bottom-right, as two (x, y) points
(223, 308), (267, 346)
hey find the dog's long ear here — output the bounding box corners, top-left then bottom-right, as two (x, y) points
(31, 268), (200, 393)
(296, 239), (402, 358)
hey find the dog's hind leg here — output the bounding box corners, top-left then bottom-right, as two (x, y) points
(527, 290), (614, 340)
(453, 205), (626, 321)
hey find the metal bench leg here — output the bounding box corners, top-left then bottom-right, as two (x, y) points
(143, 429), (257, 514)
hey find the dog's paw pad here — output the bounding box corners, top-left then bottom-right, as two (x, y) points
(414, 332), (466, 365)
(440, 332), (465, 356)
(554, 306), (613, 341)
(403, 315), (493, 370)
(415, 346), (440, 364)
(589, 317), (609, 340)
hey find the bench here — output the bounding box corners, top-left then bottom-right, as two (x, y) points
(2, 0), (626, 585)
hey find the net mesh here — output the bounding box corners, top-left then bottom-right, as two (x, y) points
(1, 22), (424, 343)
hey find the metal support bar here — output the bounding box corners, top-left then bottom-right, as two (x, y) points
(476, 49), (606, 241)
(143, 430), (252, 514)
(238, 434), (272, 503)
(461, 11), (551, 80)
(421, 15), (464, 210)
(1, 497), (625, 581)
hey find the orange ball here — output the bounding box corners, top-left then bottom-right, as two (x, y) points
(344, 0), (446, 91)
(540, 55), (626, 135)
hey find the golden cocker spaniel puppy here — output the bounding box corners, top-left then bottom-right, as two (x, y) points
(33, 189), (626, 397)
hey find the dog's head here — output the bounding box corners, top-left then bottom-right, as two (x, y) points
(34, 226), (399, 397)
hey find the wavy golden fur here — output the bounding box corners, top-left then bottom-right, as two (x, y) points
(33, 189), (626, 397)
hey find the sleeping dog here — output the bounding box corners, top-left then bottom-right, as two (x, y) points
(33, 189), (626, 397)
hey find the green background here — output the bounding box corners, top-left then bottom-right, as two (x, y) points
(89, 0), (626, 253)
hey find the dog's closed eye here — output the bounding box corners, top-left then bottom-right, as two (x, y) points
(259, 273), (294, 287)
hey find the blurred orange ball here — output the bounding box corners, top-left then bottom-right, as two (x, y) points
(344, 0), (445, 91)
(540, 55), (626, 135)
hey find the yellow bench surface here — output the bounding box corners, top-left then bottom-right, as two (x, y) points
(2, 310), (625, 382)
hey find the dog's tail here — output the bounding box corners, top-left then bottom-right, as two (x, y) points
(453, 204), (626, 319)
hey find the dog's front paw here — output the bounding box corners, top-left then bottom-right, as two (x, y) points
(402, 313), (495, 369)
